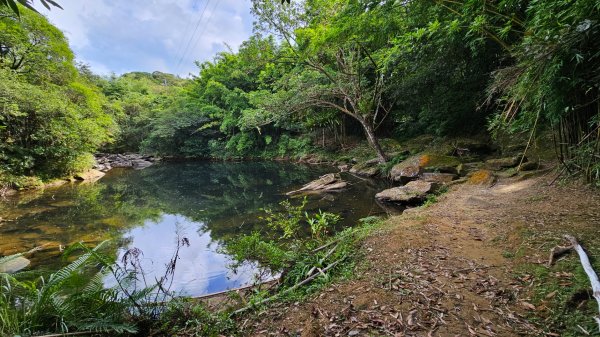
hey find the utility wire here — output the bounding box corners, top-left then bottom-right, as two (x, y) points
(175, 0), (212, 75)
(171, 0), (200, 73)
(187, 0), (221, 70)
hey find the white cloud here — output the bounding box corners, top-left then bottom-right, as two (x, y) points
(40, 0), (254, 77)
(108, 213), (266, 297)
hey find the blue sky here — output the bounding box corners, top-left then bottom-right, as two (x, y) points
(41, 0), (254, 77)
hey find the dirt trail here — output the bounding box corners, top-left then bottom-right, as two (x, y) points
(244, 173), (600, 336)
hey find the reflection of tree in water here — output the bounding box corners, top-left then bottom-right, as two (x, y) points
(105, 162), (333, 239)
(0, 162), (386, 272)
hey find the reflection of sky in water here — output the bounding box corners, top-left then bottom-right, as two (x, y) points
(114, 213), (263, 297)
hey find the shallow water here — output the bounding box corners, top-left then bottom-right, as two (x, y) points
(0, 161), (389, 296)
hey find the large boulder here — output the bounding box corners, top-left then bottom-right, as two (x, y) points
(518, 160), (539, 171)
(485, 156), (526, 170)
(390, 153), (461, 182)
(375, 180), (439, 204)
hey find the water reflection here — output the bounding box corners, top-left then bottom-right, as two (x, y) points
(0, 161), (389, 296)
(115, 213), (262, 296)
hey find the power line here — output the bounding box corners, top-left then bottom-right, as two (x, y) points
(172, 0), (200, 71)
(187, 0), (221, 71)
(175, 0), (212, 75)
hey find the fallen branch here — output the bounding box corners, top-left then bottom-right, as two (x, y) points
(312, 239), (340, 253)
(547, 244), (574, 266)
(306, 243), (339, 277)
(232, 259), (342, 316)
(286, 173), (347, 195)
(564, 235), (600, 332)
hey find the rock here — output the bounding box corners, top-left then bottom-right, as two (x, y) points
(485, 156), (526, 170)
(467, 170), (496, 187)
(73, 169), (105, 182)
(287, 173), (348, 195)
(421, 172), (457, 183)
(338, 164), (350, 172)
(389, 162), (421, 183)
(390, 153), (461, 182)
(458, 162), (484, 176)
(132, 159), (153, 170)
(94, 153), (159, 171)
(452, 139), (495, 156)
(517, 167), (554, 181)
(418, 153), (461, 173)
(497, 168), (518, 178)
(518, 161), (539, 171)
(375, 180), (439, 204)
(349, 161), (380, 177)
(0, 255), (30, 273)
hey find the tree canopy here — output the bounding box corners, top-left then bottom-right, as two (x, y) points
(1, 0), (599, 184)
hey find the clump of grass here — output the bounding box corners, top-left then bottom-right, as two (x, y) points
(517, 256), (600, 336)
(422, 185), (449, 208)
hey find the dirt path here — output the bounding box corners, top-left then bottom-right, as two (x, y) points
(243, 173), (600, 336)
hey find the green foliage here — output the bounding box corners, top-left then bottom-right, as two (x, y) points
(422, 185), (449, 208)
(0, 0), (61, 16)
(0, 6), (117, 180)
(0, 69), (116, 178)
(261, 197), (308, 239)
(0, 241), (136, 336)
(224, 201), (384, 308)
(156, 298), (237, 337)
(306, 210), (340, 240)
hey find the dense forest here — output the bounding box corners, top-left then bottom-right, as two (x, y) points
(1, 0), (599, 188)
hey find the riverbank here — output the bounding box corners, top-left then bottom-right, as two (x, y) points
(238, 172), (600, 336)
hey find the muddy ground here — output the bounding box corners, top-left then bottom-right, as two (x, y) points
(240, 171), (600, 336)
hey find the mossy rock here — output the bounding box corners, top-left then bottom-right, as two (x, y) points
(418, 153), (461, 172)
(468, 170), (497, 187)
(485, 156), (526, 170)
(349, 160), (381, 177)
(390, 153), (461, 182)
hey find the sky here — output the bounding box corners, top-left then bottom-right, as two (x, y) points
(40, 0), (255, 77)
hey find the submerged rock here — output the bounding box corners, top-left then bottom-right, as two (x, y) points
(375, 180), (440, 204)
(73, 169), (105, 182)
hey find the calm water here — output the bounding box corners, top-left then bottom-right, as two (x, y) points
(0, 162), (388, 296)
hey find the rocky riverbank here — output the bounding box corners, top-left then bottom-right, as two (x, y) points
(93, 153), (161, 172)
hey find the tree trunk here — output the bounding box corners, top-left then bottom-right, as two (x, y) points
(358, 118), (387, 163)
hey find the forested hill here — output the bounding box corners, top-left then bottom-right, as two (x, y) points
(1, 0), (599, 189)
